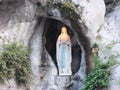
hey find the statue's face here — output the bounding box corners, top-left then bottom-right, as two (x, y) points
(61, 27), (67, 34)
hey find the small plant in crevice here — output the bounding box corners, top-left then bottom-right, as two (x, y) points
(107, 54), (119, 68)
(58, 2), (80, 20)
(116, 80), (120, 86)
(96, 35), (102, 40)
(92, 42), (98, 48)
(0, 42), (31, 85)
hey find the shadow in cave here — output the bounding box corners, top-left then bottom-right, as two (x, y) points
(44, 18), (62, 67)
(44, 18), (82, 75)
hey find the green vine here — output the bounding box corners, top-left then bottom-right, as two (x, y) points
(0, 42), (31, 85)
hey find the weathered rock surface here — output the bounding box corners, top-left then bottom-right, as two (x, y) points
(73, 0), (105, 43)
(0, 0), (37, 89)
(98, 4), (120, 90)
(73, 0), (120, 90)
(0, 0), (120, 90)
(0, 0), (89, 90)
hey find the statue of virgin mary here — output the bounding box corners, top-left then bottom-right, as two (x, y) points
(56, 26), (72, 75)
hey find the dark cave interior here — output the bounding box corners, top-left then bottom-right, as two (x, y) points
(44, 18), (82, 74)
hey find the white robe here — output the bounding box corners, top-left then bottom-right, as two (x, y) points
(56, 39), (72, 76)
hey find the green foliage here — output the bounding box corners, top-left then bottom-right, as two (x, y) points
(82, 54), (109, 90)
(106, 44), (113, 50)
(93, 54), (100, 67)
(107, 54), (119, 68)
(0, 42), (31, 85)
(93, 43), (98, 48)
(116, 80), (120, 86)
(83, 42), (119, 90)
(99, 54), (119, 69)
(116, 0), (120, 3)
(83, 51), (119, 90)
(83, 68), (109, 90)
(59, 2), (80, 20)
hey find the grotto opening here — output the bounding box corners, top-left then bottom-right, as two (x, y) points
(44, 18), (82, 75)
(28, 1), (91, 89)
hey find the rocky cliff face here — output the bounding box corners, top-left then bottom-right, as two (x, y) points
(0, 0), (120, 90)
(98, 4), (120, 90)
(77, 0), (120, 90)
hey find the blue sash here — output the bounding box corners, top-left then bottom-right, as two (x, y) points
(61, 43), (67, 68)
